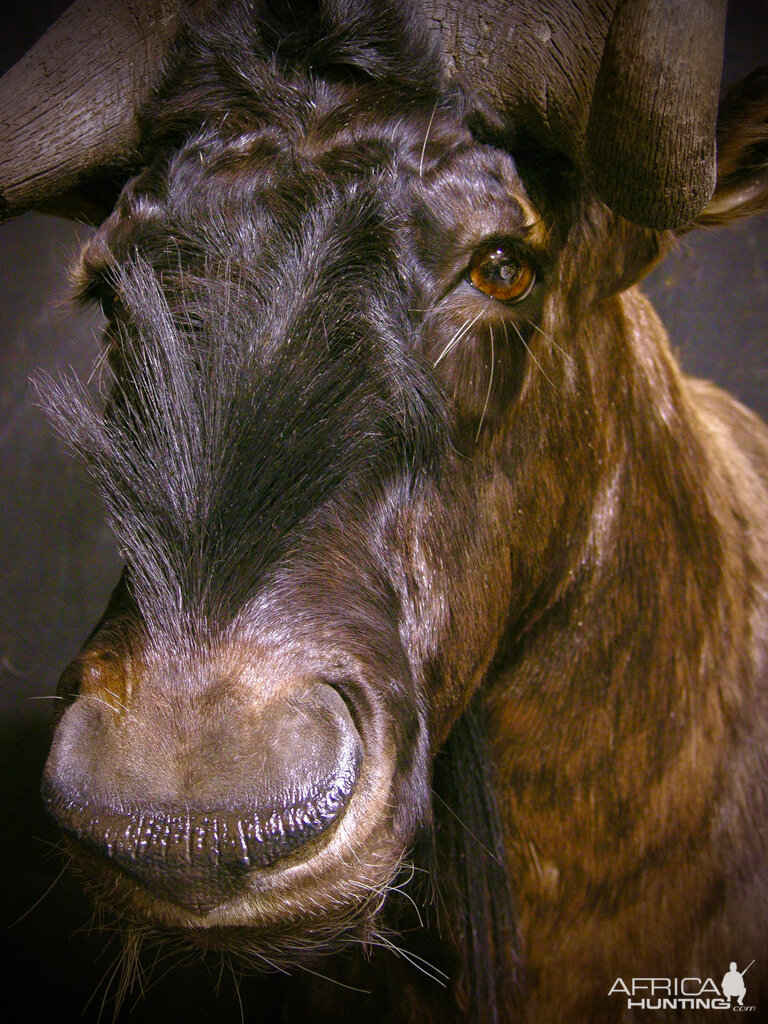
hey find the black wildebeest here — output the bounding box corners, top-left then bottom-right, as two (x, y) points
(2, 0), (768, 1020)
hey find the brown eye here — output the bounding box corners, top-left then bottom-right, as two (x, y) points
(469, 244), (535, 303)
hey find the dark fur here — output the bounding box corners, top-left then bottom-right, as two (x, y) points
(41, 1), (768, 1021)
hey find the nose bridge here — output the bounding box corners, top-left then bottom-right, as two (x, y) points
(58, 636), (220, 744)
(55, 635), (335, 789)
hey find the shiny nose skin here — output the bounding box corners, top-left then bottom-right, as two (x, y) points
(42, 683), (363, 915)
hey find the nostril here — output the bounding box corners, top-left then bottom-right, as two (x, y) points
(42, 682), (364, 914)
(54, 648), (125, 722)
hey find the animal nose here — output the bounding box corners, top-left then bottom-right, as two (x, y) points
(42, 682), (363, 915)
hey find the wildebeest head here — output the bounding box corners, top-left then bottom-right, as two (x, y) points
(40, 0), (538, 950)
(21, 0), (768, 991)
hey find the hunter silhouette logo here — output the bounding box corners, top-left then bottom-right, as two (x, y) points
(722, 961), (754, 1007)
(608, 961), (758, 1012)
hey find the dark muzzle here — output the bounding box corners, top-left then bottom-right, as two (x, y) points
(42, 682), (363, 915)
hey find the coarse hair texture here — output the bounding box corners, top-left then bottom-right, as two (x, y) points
(429, 694), (524, 1022)
(32, 0), (768, 1018)
(141, 0), (443, 156)
(41, 246), (444, 648)
(34, 3), (531, 1017)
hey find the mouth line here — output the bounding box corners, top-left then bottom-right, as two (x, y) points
(42, 752), (362, 916)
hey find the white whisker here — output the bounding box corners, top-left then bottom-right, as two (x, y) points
(368, 933), (449, 986)
(386, 862), (424, 927)
(82, 694), (123, 716)
(476, 324), (494, 442)
(419, 99), (439, 179)
(102, 687), (130, 713)
(510, 320), (556, 389)
(434, 311), (484, 367)
(528, 320), (571, 361)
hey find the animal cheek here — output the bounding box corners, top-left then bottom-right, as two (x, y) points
(428, 315), (527, 444)
(392, 486), (515, 747)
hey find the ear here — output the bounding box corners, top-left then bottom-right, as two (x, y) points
(696, 66), (768, 226)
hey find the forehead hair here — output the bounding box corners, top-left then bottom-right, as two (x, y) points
(48, 0), (478, 648)
(139, 0), (444, 151)
(53, 181), (447, 646)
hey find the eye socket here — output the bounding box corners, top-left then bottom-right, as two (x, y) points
(468, 243), (535, 303)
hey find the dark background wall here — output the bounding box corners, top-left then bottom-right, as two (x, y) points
(1, 2), (767, 1020)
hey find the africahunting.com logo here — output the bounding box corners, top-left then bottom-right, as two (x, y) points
(608, 961), (757, 1012)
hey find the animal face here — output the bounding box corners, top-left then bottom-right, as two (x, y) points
(14, 0), (768, 1019)
(37, 0), (763, 950)
(41, 11), (569, 955)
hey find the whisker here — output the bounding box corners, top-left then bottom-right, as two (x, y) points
(8, 863), (70, 927)
(528, 319), (571, 362)
(113, 928), (145, 1017)
(29, 691), (128, 714)
(89, 695), (121, 715)
(82, 936), (129, 1022)
(31, 835), (71, 857)
(102, 687), (130, 713)
(228, 958), (245, 1024)
(432, 789), (503, 865)
(434, 311), (484, 367)
(476, 324), (494, 442)
(390, 861), (421, 905)
(292, 959), (371, 994)
(419, 98), (439, 179)
(367, 933), (449, 986)
(212, 952), (227, 999)
(510, 320), (556, 389)
(86, 343), (111, 387)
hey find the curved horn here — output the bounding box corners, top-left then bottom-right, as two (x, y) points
(424, 0), (728, 229)
(585, 0), (727, 227)
(2, 0), (727, 230)
(0, 0), (210, 225)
